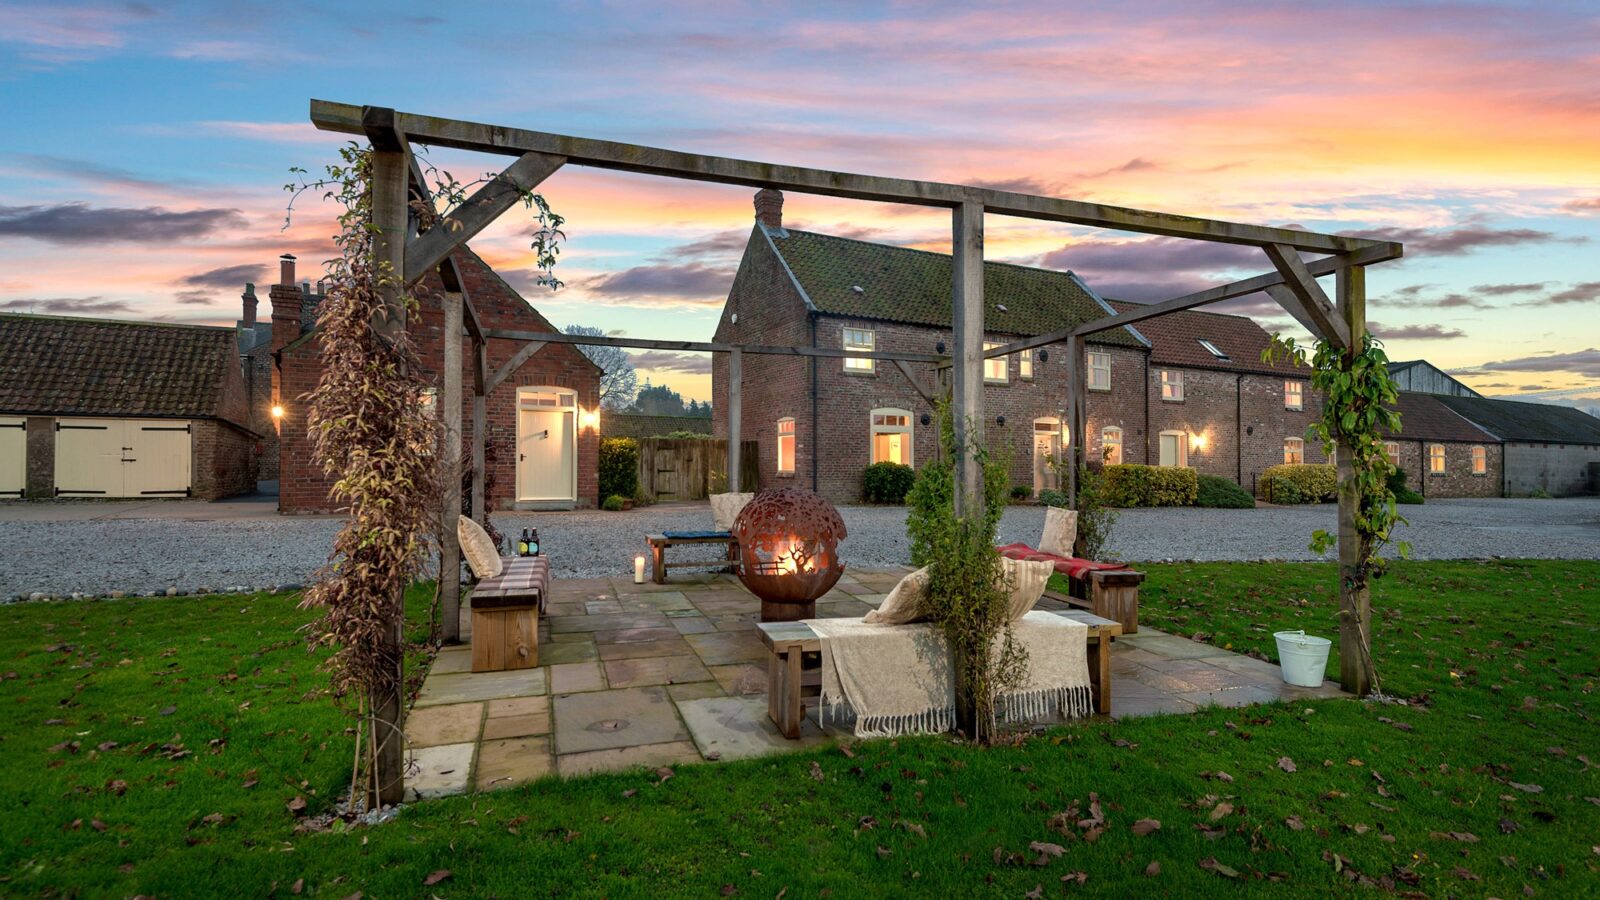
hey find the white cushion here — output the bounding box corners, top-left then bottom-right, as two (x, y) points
(863, 567), (930, 625)
(711, 492), (755, 531)
(1040, 507), (1078, 558)
(1001, 557), (1055, 622)
(457, 515), (503, 580)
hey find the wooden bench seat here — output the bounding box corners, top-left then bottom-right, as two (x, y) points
(755, 609), (1122, 739)
(645, 532), (739, 584)
(467, 556), (550, 673)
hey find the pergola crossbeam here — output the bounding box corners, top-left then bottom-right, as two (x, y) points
(313, 101), (1387, 255)
(404, 152), (566, 284)
(483, 328), (948, 364)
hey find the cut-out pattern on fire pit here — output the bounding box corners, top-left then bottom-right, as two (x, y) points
(732, 487), (848, 622)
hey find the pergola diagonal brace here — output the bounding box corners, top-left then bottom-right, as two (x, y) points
(892, 358), (937, 404)
(1263, 243), (1351, 349)
(403, 152), (566, 284)
(485, 341), (547, 394)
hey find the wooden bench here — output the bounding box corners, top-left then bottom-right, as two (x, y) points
(1052, 568), (1143, 635)
(645, 532), (739, 584)
(755, 609), (1123, 739)
(467, 556), (550, 673)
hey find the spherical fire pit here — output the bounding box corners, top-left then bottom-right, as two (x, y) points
(732, 487), (848, 622)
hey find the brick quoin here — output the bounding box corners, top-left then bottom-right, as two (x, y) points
(271, 248), (601, 514)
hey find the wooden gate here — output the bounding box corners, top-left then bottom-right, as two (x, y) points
(637, 438), (759, 501)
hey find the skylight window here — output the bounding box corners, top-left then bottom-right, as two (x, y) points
(1198, 339), (1230, 360)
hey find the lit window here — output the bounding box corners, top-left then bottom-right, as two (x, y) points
(1101, 426), (1123, 465)
(1018, 349), (1033, 380)
(870, 408), (913, 466)
(1087, 351), (1111, 391)
(1158, 430), (1188, 467)
(843, 328), (874, 372)
(1160, 369), (1184, 402)
(1198, 339), (1230, 360)
(1471, 445), (1486, 476)
(777, 418), (796, 474)
(983, 342), (1008, 383)
(1284, 437), (1304, 465)
(1385, 442), (1400, 467)
(1285, 381), (1303, 411)
(1428, 444), (1445, 475)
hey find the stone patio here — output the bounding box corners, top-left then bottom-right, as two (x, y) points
(402, 567), (1347, 798)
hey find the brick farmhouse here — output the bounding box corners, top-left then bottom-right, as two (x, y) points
(257, 250), (602, 513)
(710, 190), (1571, 503)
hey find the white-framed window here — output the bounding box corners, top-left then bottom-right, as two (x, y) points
(870, 408), (913, 466)
(777, 418), (796, 474)
(842, 327), (874, 372)
(1018, 349), (1034, 380)
(1087, 351), (1111, 391)
(1284, 437), (1305, 465)
(1385, 442), (1400, 467)
(1101, 426), (1123, 465)
(1198, 339), (1230, 361)
(983, 341), (1008, 383)
(1285, 380), (1304, 411)
(1158, 430), (1188, 467)
(519, 389), (576, 409)
(1160, 369), (1184, 402)
(1471, 445), (1487, 476)
(1428, 443), (1446, 475)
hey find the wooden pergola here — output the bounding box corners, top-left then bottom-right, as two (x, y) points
(310, 100), (1400, 801)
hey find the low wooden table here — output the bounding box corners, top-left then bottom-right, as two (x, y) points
(467, 556), (550, 673)
(1053, 568), (1143, 634)
(755, 609), (1123, 739)
(645, 532), (739, 584)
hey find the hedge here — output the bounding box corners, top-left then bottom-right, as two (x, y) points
(862, 462), (916, 504)
(1262, 463), (1337, 504)
(599, 437), (639, 503)
(1196, 474), (1255, 508)
(1102, 464), (1198, 507)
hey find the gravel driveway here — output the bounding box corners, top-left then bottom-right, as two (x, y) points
(3, 497), (1598, 598)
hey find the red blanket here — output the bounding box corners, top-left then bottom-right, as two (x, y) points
(997, 543), (1129, 582)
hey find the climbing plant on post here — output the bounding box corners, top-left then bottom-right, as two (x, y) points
(1264, 267), (1408, 697)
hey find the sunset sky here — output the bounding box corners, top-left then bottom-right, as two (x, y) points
(2, 0), (1597, 408)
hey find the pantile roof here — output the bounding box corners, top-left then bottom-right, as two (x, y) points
(1383, 392), (1497, 443)
(1104, 300), (1307, 376)
(0, 313), (240, 423)
(1432, 395), (1600, 444)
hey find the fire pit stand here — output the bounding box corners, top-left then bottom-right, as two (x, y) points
(731, 488), (848, 621)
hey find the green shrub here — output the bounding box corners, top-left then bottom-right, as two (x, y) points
(1387, 468), (1424, 505)
(1262, 463), (1337, 504)
(599, 437), (639, 503)
(602, 494), (627, 511)
(1196, 474), (1255, 509)
(1037, 489), (1068, 509)
(654, 430), (713, 439)
(1101, 464), (1198, 507)
(862, 461), (916, 504)
(1010, 484), (1033, 502)
(1073, 463), (1118, 560)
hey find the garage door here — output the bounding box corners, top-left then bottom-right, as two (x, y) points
(0, 417), (23, 497)
(55, 418), (192, 498)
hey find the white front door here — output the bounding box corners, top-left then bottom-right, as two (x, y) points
(1033, 418), (1062, 494)
(1158, 431), (1188, 468)
(516, 388), (576, 502)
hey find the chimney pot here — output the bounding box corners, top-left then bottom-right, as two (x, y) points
(754, 188), (783, 230)
(242, 283), (258, 330)
(278, 253), (296, 286)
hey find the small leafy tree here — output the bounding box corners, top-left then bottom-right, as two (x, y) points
(1264, 332), (1408, 695)
(565, 324), (637, 409)
(906, 401), (1024, 743)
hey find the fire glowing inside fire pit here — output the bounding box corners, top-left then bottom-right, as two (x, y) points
(732, 488), (847, 621)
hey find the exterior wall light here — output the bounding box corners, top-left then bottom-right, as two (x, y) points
(270, 404), (285, 420)
(1191, 432), (1208, 451)
(580, 408), (600, 431)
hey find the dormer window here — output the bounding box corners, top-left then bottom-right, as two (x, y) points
(1198, 339), (1229, 361)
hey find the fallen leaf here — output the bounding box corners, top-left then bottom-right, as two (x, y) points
(1451, 867), (1481, 882)
(1024, 886), (1043, 900)
(1061, 871), (1088, 886)
(1284, 815), (1305, 831)
(286, 796), (307, 816)
(1277, 756), (1297, 773)
(719, 885), (737, 896)
(622, 789), (637, 798)
(876, 845), (891, 859)
(1199, 857), (1239, 878)
(1132, 819), (1161, 836)
(290, 879), (303, 895)
(160, 705), (177, 716)
(809, 761), (824, 782)
(1029, 841), (1065, 866)
(106, 779), (127, 796)
(422, 870), (451, 886)
(1208, 801), (1234, 822)
(1507, 782), (1543, 794)
(1145, 861), (1161, 877)
(1199, 771), (1233, 783)
(655, 767), (675, 783)
(858, 816), (878, 830)
(1430, 831), (1479, 843)
(89, 819), (107, 832)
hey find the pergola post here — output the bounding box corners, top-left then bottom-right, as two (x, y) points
(951, 201), (985, 516)
(1336, 264), (1371, 696)
(365, 120), (410, 809)
(726, 349), (742, 492)
(438, 293), (464, 643)
(471, 341), (488, 525)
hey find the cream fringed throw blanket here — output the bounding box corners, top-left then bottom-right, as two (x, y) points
(806, 611), (1092, 738)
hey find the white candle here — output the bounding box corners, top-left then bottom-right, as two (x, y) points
(634, 555), (646, 584)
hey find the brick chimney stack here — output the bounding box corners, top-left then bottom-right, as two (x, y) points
(754, 188), (783, 230)
(241, 283), (257, 331)
(278, 253), (296, 287)
(269, 254), (303, 356)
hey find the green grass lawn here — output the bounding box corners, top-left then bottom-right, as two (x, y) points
(3, 562), (1597, 897)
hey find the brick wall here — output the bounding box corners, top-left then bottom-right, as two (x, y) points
(1387, 439), (1501, 498)
(275, 250), (601, 513)
(192, 420), (257, 500)
(244, 342), (278, 480)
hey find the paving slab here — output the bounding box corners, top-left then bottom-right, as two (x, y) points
(550, 661), (607, 693)
(405, 701), (484, 749)
(1151, 659), (1269, 691)
(679, 695), (829, 761)
(594, 626), (683, 644)
(1111, 694), (1199, 719)
(667, 681), (726, 701)
(684, 631), (767, 666)
(599, 638), (695, 660)
(1178, 684), (1286, 709)
(1121, 631), (1231, 660)
(604, 654), (715, 689)
(709, 663), (767, 695)
(487, 694), (549, 719)
(552, 686), (690, 755)
(547, 612), (670, 634)
(584, 599), (623, 615)
(415, 668), (546, 707)
(622, 590), (696, 611)
(540, 640), (600, 665)
(476, 736), (555, 791)
(557, 740), (705, 778)
(671, 616), (719, 635)
(405, 742), (476, 799)
(429, 648), (474, 675)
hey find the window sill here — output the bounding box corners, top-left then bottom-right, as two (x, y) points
(1089, 386), (1111, 393)
(984, 379), (1009, 386)
(1161, 397), (1185, 404)
(841, 368), (876, 377)
(777, 471), (796, 478)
